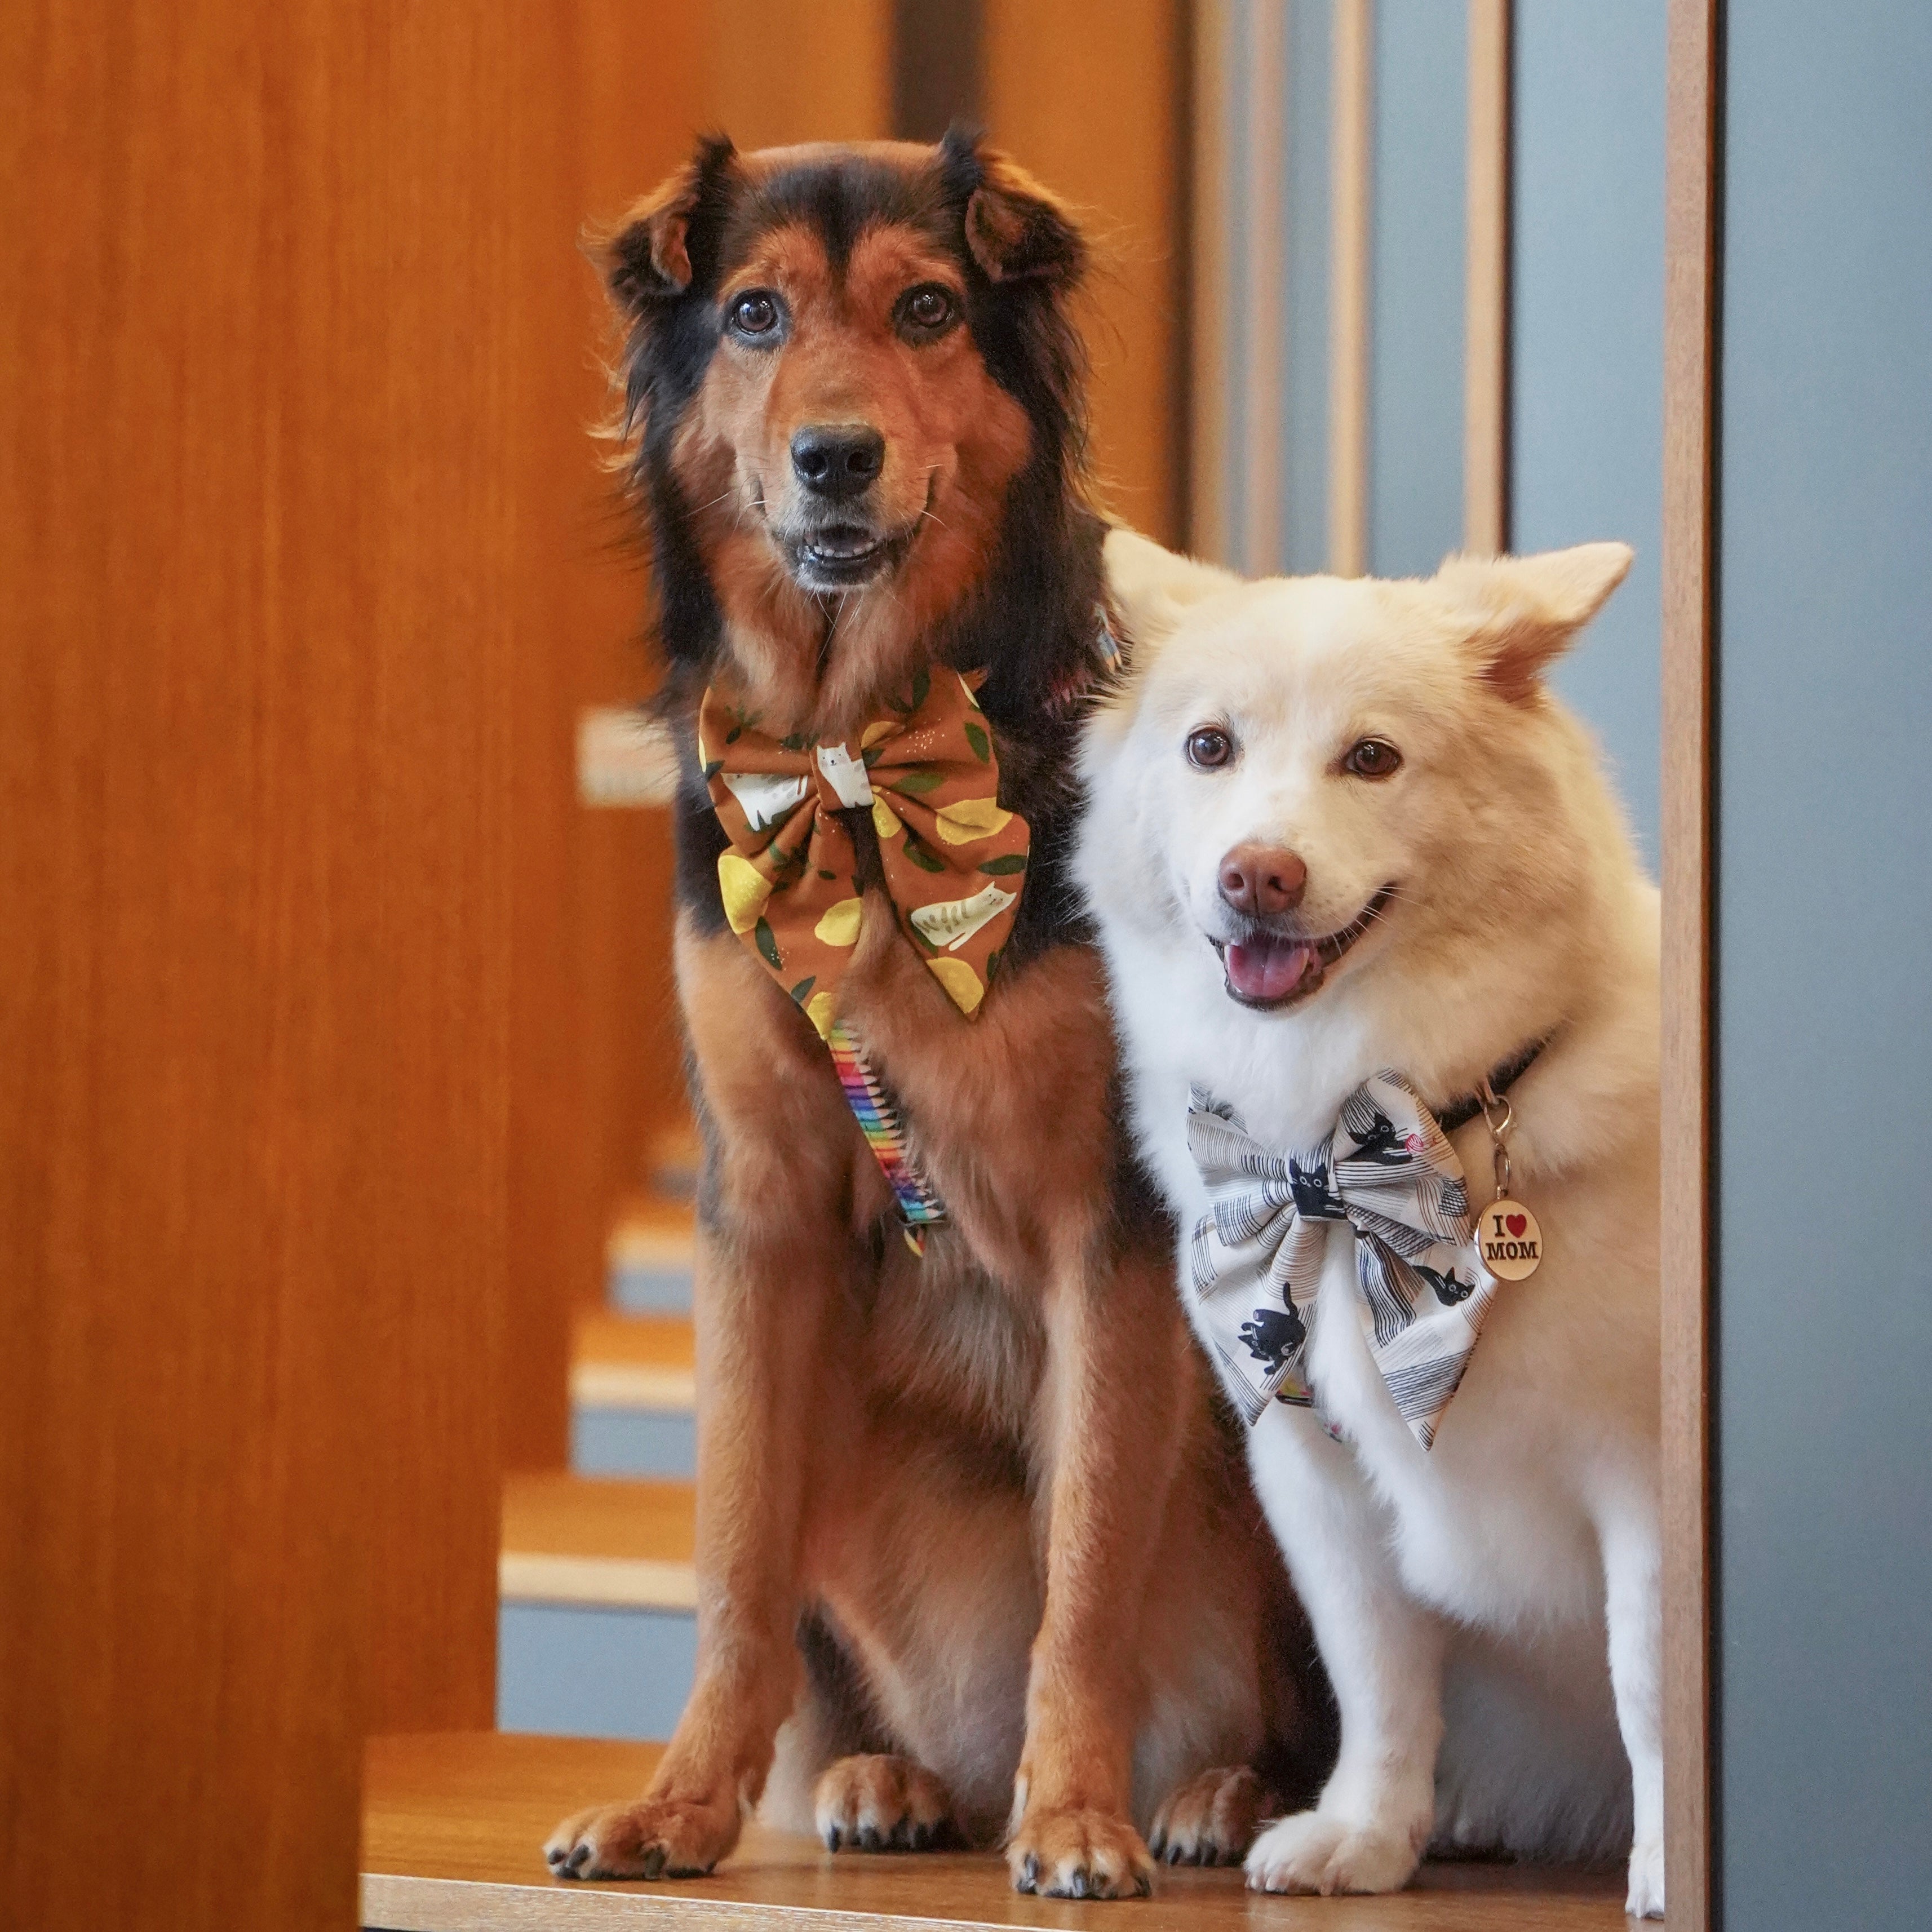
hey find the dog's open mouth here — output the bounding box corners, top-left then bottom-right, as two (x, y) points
(782, 479), (933, 592)
(1210, 887), (1395, 1010)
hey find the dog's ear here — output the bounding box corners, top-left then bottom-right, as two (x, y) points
(600, 134), (738, 316)
(1437, 542), (1633, 703)
(954, 136), (1087, 289)
(1104, 528), (1242, 645)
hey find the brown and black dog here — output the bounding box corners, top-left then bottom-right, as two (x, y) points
(544, 130), (1326, 1900)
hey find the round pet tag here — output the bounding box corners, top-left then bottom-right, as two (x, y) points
(1479, 1199), (1543, 1281)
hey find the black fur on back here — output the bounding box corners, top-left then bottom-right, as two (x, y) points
(601, 127), (1113, 968)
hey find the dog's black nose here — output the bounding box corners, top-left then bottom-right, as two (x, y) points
(791, 423), (885, 500)
(1220, 843), (1308, 916)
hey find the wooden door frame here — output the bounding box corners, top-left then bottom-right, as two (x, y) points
(1661, 0), (1719, 1925)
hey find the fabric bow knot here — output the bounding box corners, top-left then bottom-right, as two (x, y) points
(1186, 1070), (1496, 1450)
(700, 665), (1031, 1039)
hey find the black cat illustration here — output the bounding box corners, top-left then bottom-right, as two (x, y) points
(1288, 1155), (1345, 1218)
(1239, 1302), (1306, 1373)
(1348, 1109), (1413, 1166)
(1416, 1261), (1477, 1306)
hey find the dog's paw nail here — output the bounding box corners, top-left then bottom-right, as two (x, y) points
(1069, 1869), (1091, 1898)
(823, 1828), (839, 1853)
(641, 1846), (667, 1881)
(566, 1844), (591, 1873)
(859, 1825), (883, 1851)
(1136, 1872), (1154, 1897)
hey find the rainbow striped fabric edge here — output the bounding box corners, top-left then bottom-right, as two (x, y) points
(826, 1020), (947, 1251)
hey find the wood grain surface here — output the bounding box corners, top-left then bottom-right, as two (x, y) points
(362, 1733), (1628, 1931)
(983, 0), (1189, 546)
(0, 3), (548, 1922)
(499, 1472), (696, 1609)
(1328, 0), (1373, 577)
(1660, 0), (1719, 1926)
(573, 1311), (699, 1410)
(0, 2), (725, 1921)
(1463, 0), (1512, 556)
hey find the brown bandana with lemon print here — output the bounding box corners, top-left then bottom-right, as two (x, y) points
(700, 663), (1031, 1043)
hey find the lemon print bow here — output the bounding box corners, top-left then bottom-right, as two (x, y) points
(700, 664), (1031, 1040)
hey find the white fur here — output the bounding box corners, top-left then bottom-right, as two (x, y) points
(1079, 531), (1663, 1916)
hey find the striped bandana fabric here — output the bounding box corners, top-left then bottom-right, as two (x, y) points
(1186, 1071), (1497, 1450)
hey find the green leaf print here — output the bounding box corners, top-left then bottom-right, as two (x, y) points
(910, 664), (930, 711)
(902, 832), (946, 874)
(790, 976), (816, 1005)
(754, 918), (783, 972)
(894, 770), (944, 796)
(977, 853), (1027, 875)
(963, 720), (990, 764)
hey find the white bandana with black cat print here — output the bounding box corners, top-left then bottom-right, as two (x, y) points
(1186, 1070), (1497, 1450)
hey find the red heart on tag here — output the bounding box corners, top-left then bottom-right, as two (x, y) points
(1506, 1213), (1527, 1237)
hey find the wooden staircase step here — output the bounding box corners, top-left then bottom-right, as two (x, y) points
(500, 1473), (695, 1611)
(608, 1196), (697, 1314)
(572, 1311), (695, 1412)
(361, 1731), (1628, 1931)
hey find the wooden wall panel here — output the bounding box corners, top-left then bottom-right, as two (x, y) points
(499, 7), (710, 1473)
(983, 0), (1187, 544)
(0, 1), (710, 1921)
(1661, 0), (1718, 1923)
(712, 0), (893, 147)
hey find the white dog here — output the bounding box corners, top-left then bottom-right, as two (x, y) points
(1079, 532), (1663, 1917)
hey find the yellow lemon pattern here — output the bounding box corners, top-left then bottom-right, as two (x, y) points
(717, 851), (773, 934)
(925, 956), (984, 1013)
(933, 796), (1013, 845)
(699, 666), (1030, 1027)
(814, 897), (863, 948)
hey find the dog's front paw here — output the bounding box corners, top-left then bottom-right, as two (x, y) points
(1244, 1809), (1422, 1896)
(1149, 1765), (1270, 1866)
(815, 1753), (954, 1852)
(544, 1792), (738, 1881)
(1625, 1833), (1665, 1918)
(1008, 1804), (1154, 1899)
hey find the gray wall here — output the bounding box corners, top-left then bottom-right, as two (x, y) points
(1207, 1), (1663, 869)
(1368, 0), (1466, 578)
(1716, 6), (1932, 1926)
(1513, 0), (1665, 871)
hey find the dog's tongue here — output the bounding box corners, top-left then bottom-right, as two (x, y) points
(1225, 934), (1321, 1003)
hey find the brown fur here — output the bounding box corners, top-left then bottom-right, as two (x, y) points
(546, 135), (1321, 1900)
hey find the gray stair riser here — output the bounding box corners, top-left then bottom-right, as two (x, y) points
(497, 1603), (696, 1742)
(610, 1264), (694, 1314)
(572, 1407), (696, 1478)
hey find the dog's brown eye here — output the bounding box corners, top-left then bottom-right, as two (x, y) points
(899, 284), (956, 335)
(728, 291), (781, 337)
(1344, 738), (1402, 778)
(1186, 727), (1234, 770)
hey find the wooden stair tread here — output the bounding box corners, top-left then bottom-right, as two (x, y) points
(573, 1311), (696, 1411)
(361, 1732), (1627, 1931)
(608, 1194), (696, 1270)
(500, 1474), (695, 1611)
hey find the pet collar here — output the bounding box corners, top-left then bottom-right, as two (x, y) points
(701, 665), (1030, 1240)
(1185, 1048), (1545, 1451)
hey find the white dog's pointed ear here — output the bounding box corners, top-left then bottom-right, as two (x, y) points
(1436, 542), (1633, 703)
(1104, 527), (1242, 646)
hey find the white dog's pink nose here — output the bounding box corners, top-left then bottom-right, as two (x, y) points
(1218, 844), (1308, 917)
